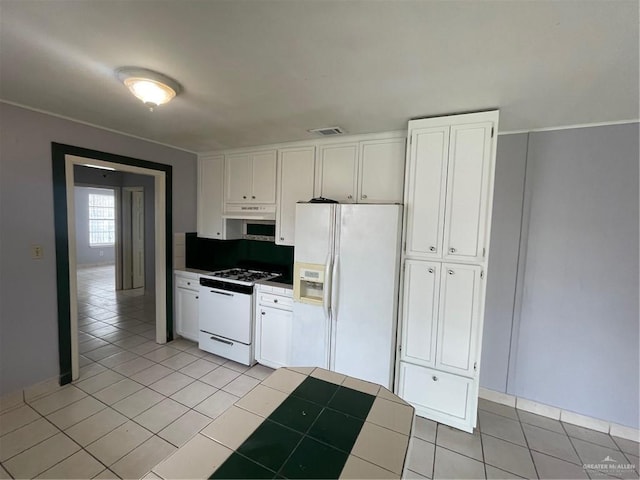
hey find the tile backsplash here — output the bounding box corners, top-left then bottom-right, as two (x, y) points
(185, 233), (294, 284)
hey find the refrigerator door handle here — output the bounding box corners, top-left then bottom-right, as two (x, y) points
(330, 254), (339, 319)
(323, 254), (332, 320)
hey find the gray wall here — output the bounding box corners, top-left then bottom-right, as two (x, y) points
(0, 103), (196, 395)
(481, 124), (639, 429)
(481, 133), (528, 392)
(74, 186), (117, 266)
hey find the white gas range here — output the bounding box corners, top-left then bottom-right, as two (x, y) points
(198, 268), (280, 365)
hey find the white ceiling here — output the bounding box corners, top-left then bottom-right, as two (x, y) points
(1, 1), (638, 152)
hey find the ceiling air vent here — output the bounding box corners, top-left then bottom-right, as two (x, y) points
(308, 126), (346, 136)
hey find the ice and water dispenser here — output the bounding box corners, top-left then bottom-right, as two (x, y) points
(293, 263), (326, 305)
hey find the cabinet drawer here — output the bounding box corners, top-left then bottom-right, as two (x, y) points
(398, 362), (473, 422)
(199, 331), (253, 366)
(258, 293), (293, 309)
(175, 276), (198, 291)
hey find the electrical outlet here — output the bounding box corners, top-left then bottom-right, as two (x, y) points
(31, 245), (44, 260)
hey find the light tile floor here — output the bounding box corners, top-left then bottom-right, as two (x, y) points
(0, 265), (638, 479)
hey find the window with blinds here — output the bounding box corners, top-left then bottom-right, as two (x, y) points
(89, 193), (115, 246)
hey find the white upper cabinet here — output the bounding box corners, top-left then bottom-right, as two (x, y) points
(276, 146), (316, 246)
(317, 143), (359, 203)
(405, 127), (449, 258)
(225, 150), (277, 204)
(404, 114), (496, 262)
(317, 137), (406, 204)
(358, 138), (406, 203)
(443, 123), (493, 262)
(251, 151), (278, 203)
(198, 155), (225, 239)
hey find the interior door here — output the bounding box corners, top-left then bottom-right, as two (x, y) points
(331, 204), (402, 389)
(131, 190), (144, 289)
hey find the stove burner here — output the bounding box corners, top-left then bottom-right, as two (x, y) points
(207, 268), (280, 284)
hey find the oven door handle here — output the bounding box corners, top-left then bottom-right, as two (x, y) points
(209, 290), (234, 296)
(209, 336), (233, 346)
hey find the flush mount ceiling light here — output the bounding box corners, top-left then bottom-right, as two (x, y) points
(115, 67), (182, 111)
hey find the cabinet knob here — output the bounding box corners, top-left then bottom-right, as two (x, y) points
(361, 194), (368, 199)
(280, 237), (285, 241)
(429, 246), (436, 252)
(448, 269), (455, 275)
(252, 195), (256, 199)
(195, 296), (199, 299)
(243, 195), (247, 199)
(449, 247), (456, 253)
(347, 195), (353, 199)
(432, 375), (438, 381)
(261, 311), (265, 315)
(428, 268), (434, 274)
(187, 282), (191, 285)
(274, 299), (278, 303)
(217, 232), (220, 235)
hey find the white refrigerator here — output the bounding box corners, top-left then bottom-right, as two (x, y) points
(291, 203), (403, 389)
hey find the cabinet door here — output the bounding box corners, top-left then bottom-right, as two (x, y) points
(276, 147), (315, 246)
(197, 155), (225, 239)
(435, 263), (482, 377)
(175, 287), (199, 342)
(225, 153), (251, 202)
(404, 127), (449, 258)
(443, 123), (493, 262)
(257, 306), (292, 369)
(398, 362), (475, 432)
(358, 138), (406, 203)
(318, 143), (358, 203)
(400, 260), (440, 368)
(250, 150), (277, 203)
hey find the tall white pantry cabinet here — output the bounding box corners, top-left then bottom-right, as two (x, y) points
(397, 110), (499, 432)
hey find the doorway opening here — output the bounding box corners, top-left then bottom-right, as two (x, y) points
(52, 143), (173, 385)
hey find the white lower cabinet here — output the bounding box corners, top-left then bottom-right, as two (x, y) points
(255, 286), (293, 369)
(174, 272), (199, 342)
(398, 260), (483, 432)
(398, 362), (476, 432)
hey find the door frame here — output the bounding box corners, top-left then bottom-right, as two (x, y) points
(52, 143), (173, 385)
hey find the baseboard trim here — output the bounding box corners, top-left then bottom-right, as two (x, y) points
(479, 387), (639, 442)
(1, 375), (63, 414)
